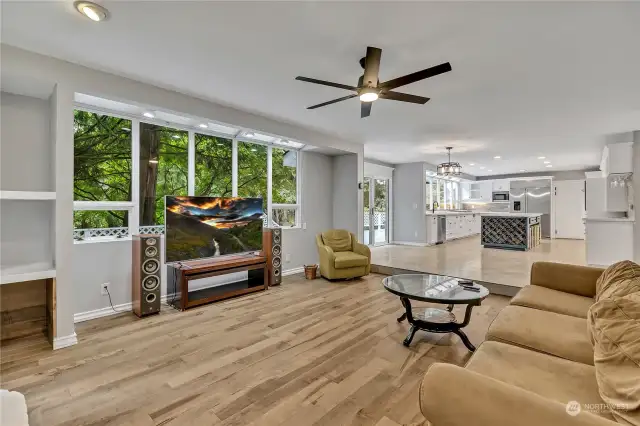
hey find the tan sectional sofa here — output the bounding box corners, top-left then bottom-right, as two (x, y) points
(419, 261), (640, 426)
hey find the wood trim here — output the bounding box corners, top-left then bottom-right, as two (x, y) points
(46, 278), (56, 345)
(176, 254), (267, 275)
(184, 285), (265, 309)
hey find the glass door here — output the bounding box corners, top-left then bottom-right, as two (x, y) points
(364, 177), (389, 246)
(363, 178), (371, 245)
(373, 179), (389, 245)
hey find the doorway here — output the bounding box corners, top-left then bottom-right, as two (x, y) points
(554, 180), (586, 239)
(364, 177), (389, 245)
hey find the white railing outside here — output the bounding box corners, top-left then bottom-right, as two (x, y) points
(73, 226), (129, 241)
(364, 212), (386, 228)
(139, 225), (165, 235)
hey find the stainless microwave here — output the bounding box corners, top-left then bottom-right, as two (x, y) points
(492, 191), (509, 202)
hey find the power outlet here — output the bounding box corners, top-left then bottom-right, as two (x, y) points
(414, 231), (418, 238)
(101, 282), (110, 296)
(285, 253), (291, 263)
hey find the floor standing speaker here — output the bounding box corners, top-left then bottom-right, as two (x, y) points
(132, 234), (161, 317)
(263, 228), (282, 286)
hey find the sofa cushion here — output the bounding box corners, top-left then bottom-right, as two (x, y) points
(487, 305), (594, 365)
(466, 341), (614, 421)
(596, 260), (640, 302)
(588, 293), (640, 425)
(511, 285), (593, 318)
(321, 230), (352, 252)
(334, 251), (369, 269)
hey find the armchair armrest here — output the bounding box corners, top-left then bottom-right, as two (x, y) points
(530, 262), (603, 298)
(350, 233), (371, 260)
(420, 363), (616, 426)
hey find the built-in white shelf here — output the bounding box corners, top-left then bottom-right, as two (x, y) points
(0, 190), (56, 200)
(1, 262), (56, 285)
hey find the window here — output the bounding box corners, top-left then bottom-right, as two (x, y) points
(73, 107), (304, 241)
(73, 110), (132, 202)
(195, 134), (232, 197)
(427, 177), (460, 210)
(237, 141), (268, 210)
(139, 123), (188, 225)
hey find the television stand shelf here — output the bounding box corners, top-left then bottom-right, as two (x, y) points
(166, 254), (268, 311)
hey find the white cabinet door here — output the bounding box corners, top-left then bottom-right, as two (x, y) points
(479, 182), (493, 201)
(554, 180), (585, 239)
(426, 216), (438, 244)
(492, 179), (509, 192)
(605, 142), (633, 174)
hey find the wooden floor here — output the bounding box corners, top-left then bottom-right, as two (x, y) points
(371, 236), (586, 288)
(1, 274), (510, 426)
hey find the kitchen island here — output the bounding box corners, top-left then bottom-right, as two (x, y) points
(481, 213), (542, 251)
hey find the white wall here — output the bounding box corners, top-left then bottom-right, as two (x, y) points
(393, 162), (427, 243)
(72, 151), (334, 316)
(332, 154), (359, 236)
(0, 92), (52, 191)
(633, 131), (640, 263)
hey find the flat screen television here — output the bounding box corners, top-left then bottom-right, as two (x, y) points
(165, 196), (264, 263)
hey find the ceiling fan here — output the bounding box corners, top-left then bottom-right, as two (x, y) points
(295, 46), (452, 118)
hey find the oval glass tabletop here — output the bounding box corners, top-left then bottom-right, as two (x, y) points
(383, 274), (489, 304)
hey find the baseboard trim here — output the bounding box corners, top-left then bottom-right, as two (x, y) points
(74, 295), (169, 323)
(282, 267), (305, 276)
(53, 332), (78, 350)
(390, 241), (430, 247)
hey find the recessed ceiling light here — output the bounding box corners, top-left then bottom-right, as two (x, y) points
(543, 161), (550, 164)
(488, 169), (493, 172)
(172, 135), (180, 139)
(74, 1), (108, 22)
(143, 112), (155, 119)
(520, 169), (526, 172)
(245, 132), (255, 138)
(546, 165), (553, 168)
(538, 156), (546, 160)
(469, 163), (475, 166)
(198, 124), (208, 129)
(480, 166), (485, 170)
(493, 156), (501, 159)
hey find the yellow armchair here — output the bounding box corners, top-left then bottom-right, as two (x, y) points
(316, 230), (371, 280)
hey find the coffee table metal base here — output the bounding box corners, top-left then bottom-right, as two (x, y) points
(397, 297), (479, 351)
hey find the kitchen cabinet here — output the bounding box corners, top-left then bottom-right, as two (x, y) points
(426, 215), (439, 245)
(464, 181), (493, 202)
(492, 179), (510, 192)
(601, 142), (633, 175)
(440, 213), (481, 241)
(604, 175), (628, 212)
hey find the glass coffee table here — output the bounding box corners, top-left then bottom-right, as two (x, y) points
(383, 274), (489, 351)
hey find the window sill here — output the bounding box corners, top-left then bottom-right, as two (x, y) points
(74, 236), (133, 245)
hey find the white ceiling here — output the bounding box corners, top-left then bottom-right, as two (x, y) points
(2, 1), (639, 176)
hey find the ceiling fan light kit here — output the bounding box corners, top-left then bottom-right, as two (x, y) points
(437, 147), (462, 176)
(296, 46), (451, 118)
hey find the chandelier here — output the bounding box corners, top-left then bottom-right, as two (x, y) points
(437, 147), (462, 176)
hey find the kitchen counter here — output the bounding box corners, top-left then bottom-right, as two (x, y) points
(481, 214), (542, 251)
(425, 211), (540, 218)
(583, 216), (634, 222)
(425, 211), (481, 216)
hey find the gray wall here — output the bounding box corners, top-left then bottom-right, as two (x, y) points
(332, 154), (359, 236)
(364, 158), (395, 168)
(633, 131), (640, 263)
(477, 169), (598, 181)
(72, 151), (335, 315)
(393, 162), (426, 243)
(1, 92), (52, 191)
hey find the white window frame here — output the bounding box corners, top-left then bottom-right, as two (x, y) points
(72, 105), (303, 243)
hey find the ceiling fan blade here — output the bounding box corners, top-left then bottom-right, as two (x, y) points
(362, 46), (382, 87)
(307, 94), (358, 110)
(361, 102), (372, 118)
(379, 62), (452, 91)
(295, 76), (357, 91)
(379, 91), (430, 104)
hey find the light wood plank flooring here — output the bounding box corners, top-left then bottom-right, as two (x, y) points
(1, 273), (509, 426)
(371, 236), (586, 288)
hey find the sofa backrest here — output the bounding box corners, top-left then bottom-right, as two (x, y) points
(321, 229), (352, 252)
(588, 260), (640, 425)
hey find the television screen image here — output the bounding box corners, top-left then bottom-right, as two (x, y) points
(165, 196), (264, 263)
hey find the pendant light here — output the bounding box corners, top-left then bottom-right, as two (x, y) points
(437, 147), (462, 176)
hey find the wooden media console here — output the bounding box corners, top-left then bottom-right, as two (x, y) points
(166, 254), (268, 310)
